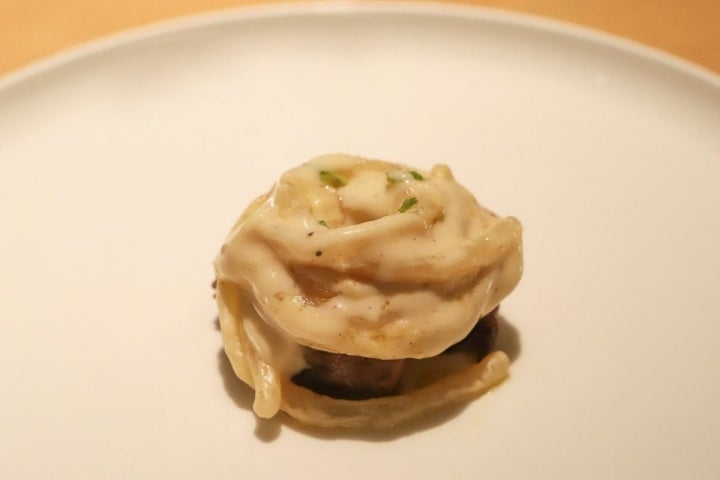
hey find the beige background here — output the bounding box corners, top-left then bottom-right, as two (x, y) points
(1, 0), (719, 76)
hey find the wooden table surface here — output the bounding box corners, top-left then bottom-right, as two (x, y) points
(1, 0), (719, 76)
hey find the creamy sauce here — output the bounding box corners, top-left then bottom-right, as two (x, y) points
(215, 155), (523, 388)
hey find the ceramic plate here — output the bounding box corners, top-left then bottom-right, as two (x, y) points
(1, 3), (719, 479)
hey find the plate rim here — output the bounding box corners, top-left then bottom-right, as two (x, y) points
(1, 2), (719, 474)
(1, 0), (719, 93)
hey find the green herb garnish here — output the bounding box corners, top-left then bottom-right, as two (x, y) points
(319, 170), (347, 188)
(318, 220), (329, 228)
(398, 197), (418, 213)
(387, 170), (424, 183)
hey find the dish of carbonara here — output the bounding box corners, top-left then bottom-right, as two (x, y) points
(214, 154), (523, 428)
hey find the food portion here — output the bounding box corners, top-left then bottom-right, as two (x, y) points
(214, 154), (523, 428)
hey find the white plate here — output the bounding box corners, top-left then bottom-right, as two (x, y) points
(1, 3), (719, 479)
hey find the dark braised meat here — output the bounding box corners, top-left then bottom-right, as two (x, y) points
(291, 308), (499, 399)
(292, 350), (405, 400)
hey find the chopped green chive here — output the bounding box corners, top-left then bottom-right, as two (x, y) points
(319, 170), (347, 188)
(318, 220), (329, 228)
(387, 170), (424, 183)
(398, 197), (418, 213)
